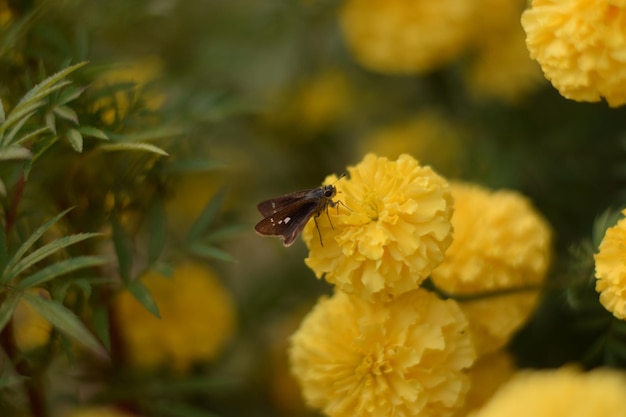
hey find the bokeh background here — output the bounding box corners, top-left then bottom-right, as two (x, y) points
(2, 0), (626, 416)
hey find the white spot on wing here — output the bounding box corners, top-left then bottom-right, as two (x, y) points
(283, 216), (291, 224)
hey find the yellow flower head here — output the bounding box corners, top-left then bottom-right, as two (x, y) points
(12, 288), (52, 352)
(113, 262), (236, 372)
(339, 0), (473, 74)
(595, 210), (626, 319)
(472, 367), (626, 417)
(522, 0), (626, 107)
(431, 183), (552, 354)
(303, 153), (454, 302)
(289, 289), (476, 417)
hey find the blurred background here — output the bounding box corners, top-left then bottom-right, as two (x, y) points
(2, 0), (626, 416)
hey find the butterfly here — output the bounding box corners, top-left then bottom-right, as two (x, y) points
(254, 184), (340, 247)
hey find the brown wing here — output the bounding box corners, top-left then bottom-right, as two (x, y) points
(254, 199), (319, 246)
(257, 189), (315, 217)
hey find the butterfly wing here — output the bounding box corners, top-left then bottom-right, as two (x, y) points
(254, 199), (319, 246)
(257, 189), (315, 217)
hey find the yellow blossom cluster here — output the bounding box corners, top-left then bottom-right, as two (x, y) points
(303, 153), (454, 302)
(431, 183), (552, 355)
(472, 367), (626, 417)
(113, 262), (236, 372)
(290, 289), (475, 417)
(522, 0), (626, 107)
(339, 0), (473, 74)
(595, 209), (626, 319)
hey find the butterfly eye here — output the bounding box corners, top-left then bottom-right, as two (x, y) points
(324, 188), (334, 197)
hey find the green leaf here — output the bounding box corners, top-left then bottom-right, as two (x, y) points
(77, 126), (109, 140)
(13, 126), (51, 146)
(57, 86), (86, 106)
(0, 291), (21, 334)
(18, 61), (88, 106)
(24, 135), (60, 179)
(16, 256), (106, 290)
(187, 242), (236, 263)
(0, 146), (31, 161)
(111, 216), (133, 282)
(4, 232), (102, 284)
(0, 219), (7, 272)
(148, 198), (167, 265)
(127, 279), (161, 318)
(1, 103), (43, 136)
(53, 105), (79, 124)
(2, 207), (74, 283)
(0, 178), (5, 198)
(100, 142), (169, 156)
(204, 224), (247, 243)
(21, 291), (108, 359)
(185, 188), (226, 242)
(0, 98), (5, 123)
(107, 126), (184, 143)
(4, 109), (37, 145)
(67, 128), (83, 152)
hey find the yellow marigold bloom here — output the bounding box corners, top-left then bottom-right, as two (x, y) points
(522, 0), (626, 107)
(339, 0), (473, 74)
(595, 209), (626, 319)
(361, 112), (463, 178)
(467, 24), (544, 103)
(303, 153), (454, 302)
(12, 288), (52, 351)
(289, 289), (475, 417)
(472, 367), (626, 417)
(113, 262), (236, 372)
(453, 350), (515, 417)
(431, 183), (552, 355)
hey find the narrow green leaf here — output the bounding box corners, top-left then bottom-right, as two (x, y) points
(127, 279), (161, 318)
(16, 256), (106, 290)
(4, 109), (36, 145)
(67, 129), (83, 152)
(148, 198), (167, 265)
(185, 188), (226, 242)
(204, 224), (247, 243)
(77, 126), (109, 140)
(13, 126), (51, 146)
(53, 105), (79, 124)
(1, 102), (43, 136)
(0, 178), (5, 198)
(57, 86), (87, 106)
(18, 61), (88, 106)
(24, 135), (60, 179)
(4, 232), (101, 285)
(0, 219), (7, 271)
(21, 291), (108, 359)
(107, 126), (184, 143)
(111, 216), (133, 282)
(100, 142), (169, 156)
(0, 146), (31, 161)
(188, 242), (236, 263)
(21, 80), (72, 106)
(1, 207), (74, 284)
(45, 111), (56, 134)
(0, 99), (5, 123)
(0, 291), (21, 333)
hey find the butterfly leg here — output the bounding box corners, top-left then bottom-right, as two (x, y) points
(314, 215), (324, 246)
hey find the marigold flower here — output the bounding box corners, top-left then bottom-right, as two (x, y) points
(431, 183), (552, 355)
(289, 289), (475, 417)
(303, 153), (454, 302)
(113, 262), (236, 372)
(339, 0), (473, 74)
(453, 350), (515, 417)
(521, 0), (626, 107)
(595, 210), (626, 319)
(472, 367), (626, 417)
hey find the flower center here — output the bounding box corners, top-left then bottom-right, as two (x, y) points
(356, 352), (393, 381)
(362, 192), (383, 221)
